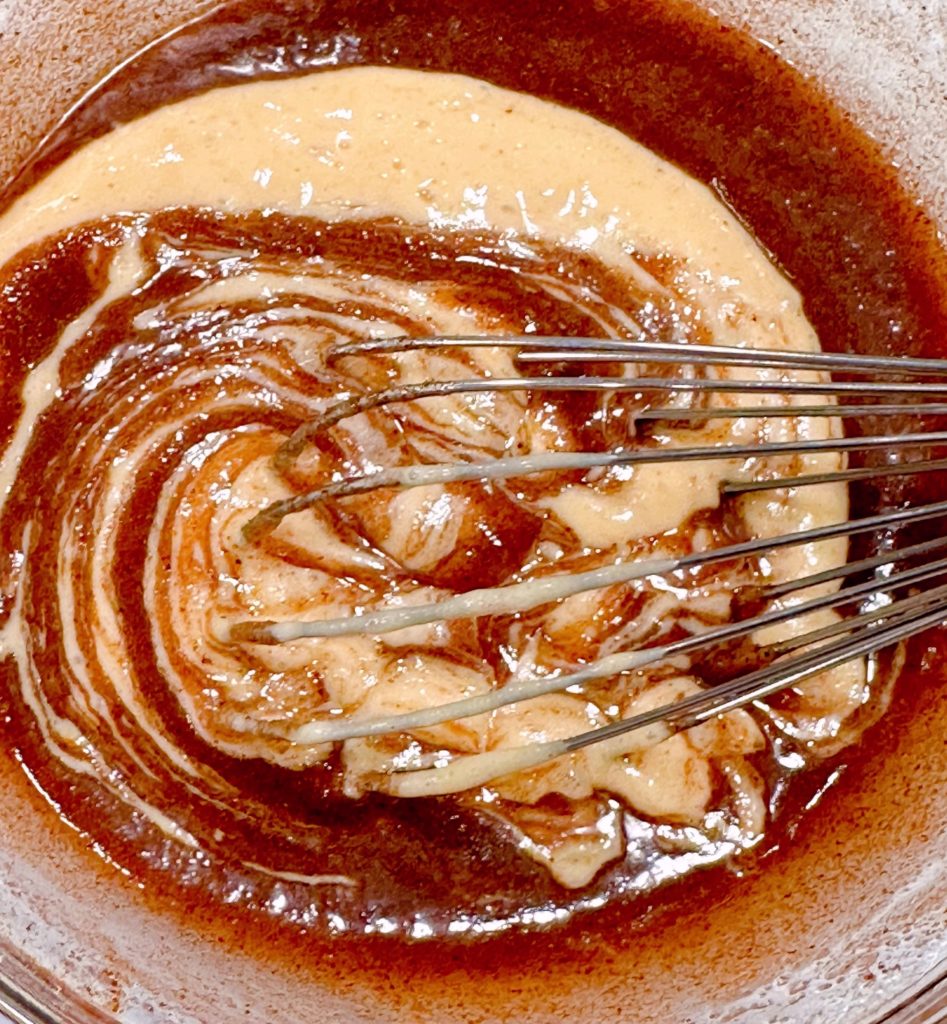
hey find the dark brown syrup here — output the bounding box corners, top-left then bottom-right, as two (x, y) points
(0, 0), (945, 1000)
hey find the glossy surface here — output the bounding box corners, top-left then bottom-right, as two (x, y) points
(0, 57), (877, 924)
(0, 1), (944, 1021)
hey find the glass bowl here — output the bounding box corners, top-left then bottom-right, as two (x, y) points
(0, 1), (943, 1021)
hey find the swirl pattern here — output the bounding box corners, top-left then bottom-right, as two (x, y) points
(0, 67), (892, 932)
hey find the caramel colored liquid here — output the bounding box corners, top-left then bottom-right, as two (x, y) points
(0, 0), (945, 995)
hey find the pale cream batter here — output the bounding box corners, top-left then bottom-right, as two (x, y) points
(0, 67), (867, 888)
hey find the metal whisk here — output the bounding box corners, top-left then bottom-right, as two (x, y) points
(226, 337), (947, 795)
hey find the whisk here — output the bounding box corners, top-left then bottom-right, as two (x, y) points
(227, 337), (947, 796)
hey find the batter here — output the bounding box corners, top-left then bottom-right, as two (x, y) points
(0, 67), (870, 910)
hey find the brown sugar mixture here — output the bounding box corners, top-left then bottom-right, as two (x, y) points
(0, 0), (945, 961)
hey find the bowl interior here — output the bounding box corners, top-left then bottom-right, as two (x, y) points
(0, 2), (945, 1022)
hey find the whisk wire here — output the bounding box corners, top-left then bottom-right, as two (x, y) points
(276, 550), (947, 746)
(331, 335), (947, 378)
(233, 496), (947, 644)
(235, 336), (947, 787)
(247, 432), (947, 540)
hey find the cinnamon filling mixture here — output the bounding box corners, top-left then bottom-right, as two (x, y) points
(0, 65), (889, 932)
